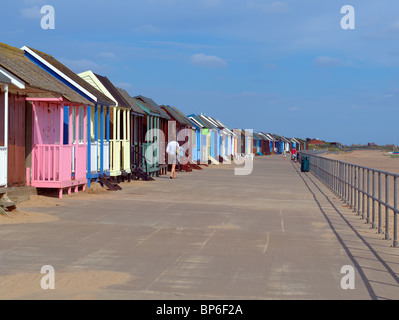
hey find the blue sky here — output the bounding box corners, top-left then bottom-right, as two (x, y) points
(2, 0), (399, 145)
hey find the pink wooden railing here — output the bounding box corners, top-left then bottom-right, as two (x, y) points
(31, 144), (87, 185)
(32, 145), (69, 183)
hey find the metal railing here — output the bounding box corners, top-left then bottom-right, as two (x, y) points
(298, 152), (398, 248)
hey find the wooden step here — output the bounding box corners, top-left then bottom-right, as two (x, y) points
(98, 174), (122, 191)
(134, 167), (155, 181)
(190, 161), (203, 170)
(0, 194), (16, 216)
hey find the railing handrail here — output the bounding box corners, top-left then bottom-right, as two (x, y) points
(132, 147), (149, 177)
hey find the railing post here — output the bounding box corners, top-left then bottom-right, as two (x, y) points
(362, 167), (365, 219)
(394, 176), (398, 248)
(372, 170), (376, 229)
(366, 169), (370, 223)
(345, 163), (348, 205)
(350, 165), (354, 209)
(385, 174), (390, 240)
(378, 172), (383, 234)
(357, 167), (361, 215)
(354, 166), (357, 213)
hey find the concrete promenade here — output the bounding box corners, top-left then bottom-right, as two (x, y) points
(0, 155), (398, 300)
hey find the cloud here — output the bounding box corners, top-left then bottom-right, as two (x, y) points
(24, 0), (46, 4)
(132, 24), (160, 33)
(20, 6), (42, 18)
(264, 63), (278, 69)
(191, 53), (228, 68)
(97, 52), (116, 59)
(314, 56), (343, 68)
(289, 107), (299, 111)
(59, 58), (110, 74)
(142, 41), (217, 50)
(249, 1), (289, 14)
(389, 20), (399, 31)
(202, 0), (222, 7)
(116, 82), (133, 90)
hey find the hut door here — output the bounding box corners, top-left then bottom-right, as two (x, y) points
(7, 95), (26, 186)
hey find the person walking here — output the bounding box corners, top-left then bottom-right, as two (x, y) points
(291, 147), (297, 161)
(166, 140), (179, 179)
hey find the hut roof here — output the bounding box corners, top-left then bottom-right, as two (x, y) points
(307, 139), (326, 145)
(135, 95), (170, 120)
(187, 115), (205, 128)
(0, 43), (92, 105)
(22, 45), (114, 106)
(93, 73), (130, 109)
(133, 96), (161, 116)
(161, 105), (195, 127)
(197, 114), (219, 130)
(116, 88), (145, 115)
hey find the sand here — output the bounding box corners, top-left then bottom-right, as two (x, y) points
(322, 149), (398, 239)
(0, 270), (131, 300)
(0, 209), (59, 225)
(323, 149), (399, 174)
(0, 177), (165, 225)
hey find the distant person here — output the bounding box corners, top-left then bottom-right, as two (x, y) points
(282, 149), (287, 160)
(166, 140), (179, 179)
(291, 147), (297, 161)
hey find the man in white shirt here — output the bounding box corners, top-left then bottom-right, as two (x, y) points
(166, 140), (179, 179)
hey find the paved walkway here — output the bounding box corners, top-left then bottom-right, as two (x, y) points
(0, 155), (398, 300)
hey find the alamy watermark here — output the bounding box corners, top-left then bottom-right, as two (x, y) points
(341, 5), (355, 30)
(40, 5), (55, 30)
(40, 265), (55, 290)
(144, 122), (254, 176)
(37, 5), (355, 31)
(340, 265), (355, 290)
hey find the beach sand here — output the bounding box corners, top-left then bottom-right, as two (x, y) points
(323, 149), (399, 174)
(323, 149), (398, 240)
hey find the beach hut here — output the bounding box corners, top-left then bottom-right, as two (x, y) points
(234, 129), (245, 155)
(290, 137), (300, 151)
(265, 133), (277, 154)
(296, 138), (307, 151)
(243, 129), (253, 155)
(0, 72), (14, 211)
(253, 133), (262, 156)
(187, 114), (208, 165)
(130, 96), (165, 177)
(257, 132), (267, 155)
(0, 43), (95, 198)
(116, 88), (153, 180)
(21, 46), (115, 189)
(258, 132), (272, 155)
(203, 116), (224, 162)
(78, 71), (132, 181)
(204, 116), (234, 163)
(160, 105), (199, 171)
(272, 134), (288, 154)
(135, 95), (170, 176)
(0, 73), (11, 192)
(197, 114), (221, 164)
(211, 119), (236, 161)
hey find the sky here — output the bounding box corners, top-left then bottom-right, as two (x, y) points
(1, 0), (399, 145)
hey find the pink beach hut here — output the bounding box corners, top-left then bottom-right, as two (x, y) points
(0, 43), (92, 198)
(30, 98), (89, 198)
